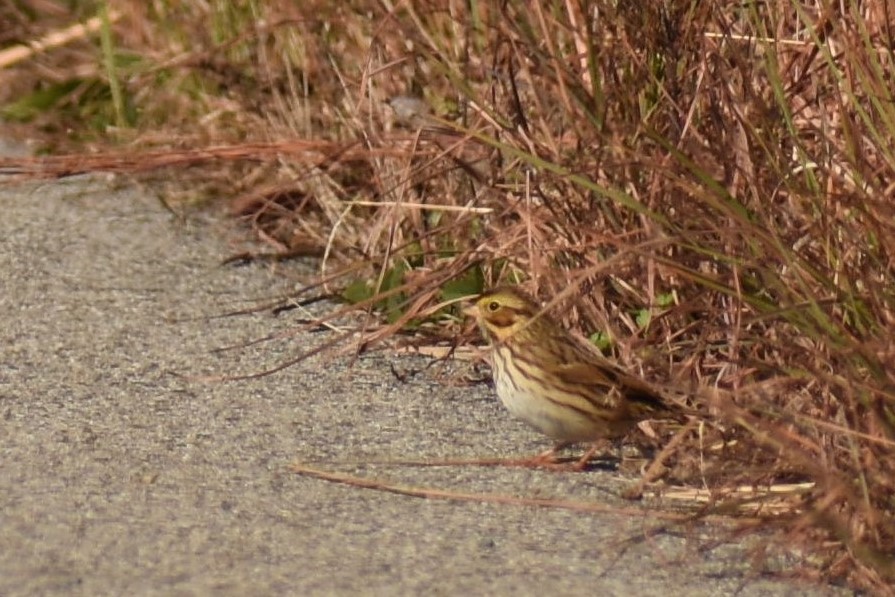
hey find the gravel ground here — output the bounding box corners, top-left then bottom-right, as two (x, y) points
(0, 177), (852, 596)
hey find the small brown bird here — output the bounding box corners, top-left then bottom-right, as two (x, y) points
(465, 286), (686, 468)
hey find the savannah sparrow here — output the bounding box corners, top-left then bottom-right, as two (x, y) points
(465, 286), (685, 468)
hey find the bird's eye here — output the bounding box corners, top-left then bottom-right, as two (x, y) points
(487, 301), (501, 312)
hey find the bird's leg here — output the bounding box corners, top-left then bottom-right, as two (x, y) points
(572, 444), (600, 470)
(492, 441), (576, 470)
(570, 439), (618, 471)
(513, 440), (616, 471)
(529, 441), (572, 465)
(449, 441), (622, 472)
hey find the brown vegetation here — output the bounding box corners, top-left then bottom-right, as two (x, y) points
(2, 1), (893, 592)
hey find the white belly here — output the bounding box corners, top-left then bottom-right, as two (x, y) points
(492, 349), (609, 442)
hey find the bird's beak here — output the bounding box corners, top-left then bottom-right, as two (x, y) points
(462, 305), (477, 318)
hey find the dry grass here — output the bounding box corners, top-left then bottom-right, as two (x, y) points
(3, 1), (895, 592)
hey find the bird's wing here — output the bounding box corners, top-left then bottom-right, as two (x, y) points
(542, 327), (687, 418)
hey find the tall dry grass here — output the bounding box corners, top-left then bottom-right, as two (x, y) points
(2, 1), (894, 591)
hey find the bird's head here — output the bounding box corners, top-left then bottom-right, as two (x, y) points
(464, 286), (543, 343)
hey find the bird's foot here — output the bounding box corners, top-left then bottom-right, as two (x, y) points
(500, 443), (618, 472)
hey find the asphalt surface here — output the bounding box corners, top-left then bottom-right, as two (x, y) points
(0, 177), (852, 596)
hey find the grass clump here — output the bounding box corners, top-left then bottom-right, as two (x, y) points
(2, 1), (894, 591)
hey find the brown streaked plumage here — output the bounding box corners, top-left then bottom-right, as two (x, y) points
(465, 286), (683, 464)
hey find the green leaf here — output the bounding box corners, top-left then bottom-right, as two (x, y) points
(426, 209), (443, 229)
(656, 292), (675, 308)
(589, 331), (613, 352)
(440, 266), (485, 303)
(405, 241), (425, 268)
(1, 80), (83, 121)
(636, 309), (651, 329)
(342, 279), (373, 304)
(379, 262), (408, 322)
